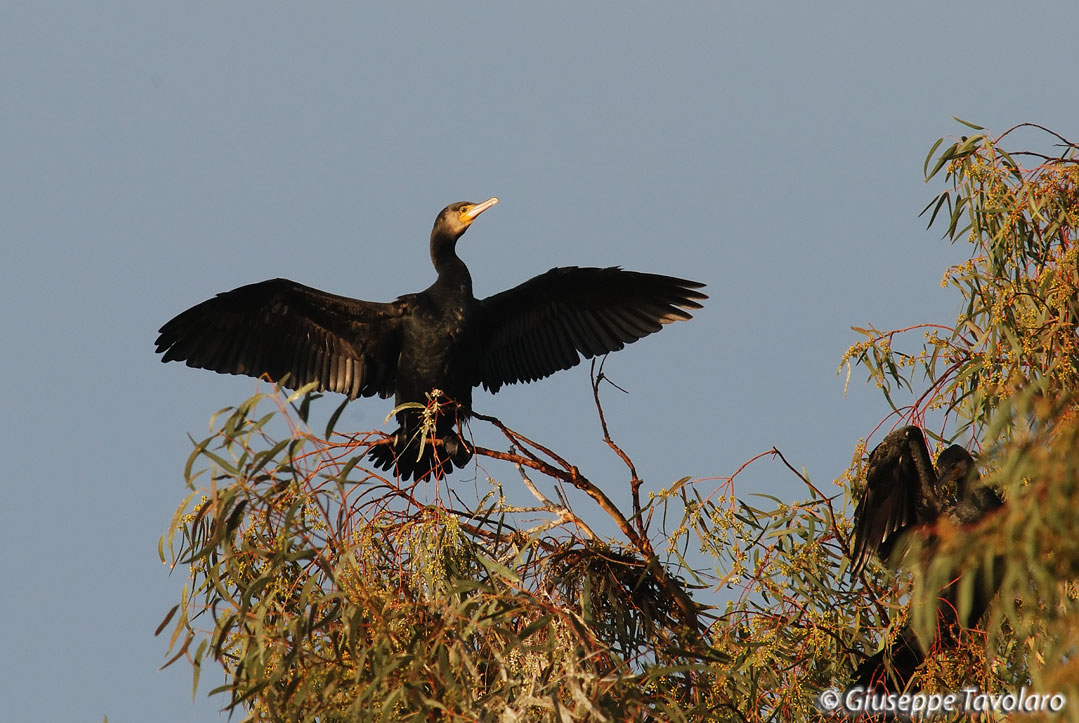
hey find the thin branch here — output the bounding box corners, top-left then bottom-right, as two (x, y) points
(515, 462), (598, 541)
(590, 358), (646, 537)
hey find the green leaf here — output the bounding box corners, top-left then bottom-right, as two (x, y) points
(923, 136), (944, 177)
(476, 553), (520, 583)
(952, 116), (985, 130)
(325, 396), (350, 437)
(155, 605), (179, 637)
(284, 381), (320, 404)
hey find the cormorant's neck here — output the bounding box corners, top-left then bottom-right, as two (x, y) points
(430, 230), (472, 293)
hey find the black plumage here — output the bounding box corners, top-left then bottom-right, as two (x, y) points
(156, 198), (707, 480)
(850, 426), (1003, 691)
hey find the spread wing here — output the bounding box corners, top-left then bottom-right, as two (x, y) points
(155, 278), (405, 399)
(473, 267), (707, 392)
(851, 426), (936, 573)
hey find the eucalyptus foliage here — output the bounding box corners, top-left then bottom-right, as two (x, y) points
(836, 121), (1079, 720)
(162, 122), (1079, 721)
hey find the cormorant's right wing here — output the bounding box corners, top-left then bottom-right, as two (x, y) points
(156, 278), (405, 399)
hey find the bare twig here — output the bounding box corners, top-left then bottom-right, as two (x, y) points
(515, 462), (598, 541)
(590, 358), (646, 538)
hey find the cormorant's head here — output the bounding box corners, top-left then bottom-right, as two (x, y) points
(936, 444), (976, 497)
(433, 198), (499, 240)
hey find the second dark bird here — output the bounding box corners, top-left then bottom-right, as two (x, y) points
(850, 425), (1003, 691)
(156, 198), (707, 480)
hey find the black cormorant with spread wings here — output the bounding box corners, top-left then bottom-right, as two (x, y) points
(156, 198), (707, 480)
(850, 425), (1003, 691)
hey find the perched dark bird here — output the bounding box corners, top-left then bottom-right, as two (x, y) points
(156, 198), (707, 480)
(850, 426), (1003, 691)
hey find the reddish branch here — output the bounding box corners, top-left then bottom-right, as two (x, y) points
(471, 411), (701, 634)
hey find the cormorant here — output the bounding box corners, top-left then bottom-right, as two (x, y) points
(156, 198), (707, 480)
(850, 426), (1003, 691)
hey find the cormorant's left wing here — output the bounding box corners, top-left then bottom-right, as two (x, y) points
(851, 426), (938, 573)
(473, 266), (706, 392)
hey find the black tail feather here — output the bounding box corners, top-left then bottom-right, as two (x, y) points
(366, 427), (473, 481)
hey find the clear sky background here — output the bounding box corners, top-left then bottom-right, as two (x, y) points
(3, 3), (1078, 721)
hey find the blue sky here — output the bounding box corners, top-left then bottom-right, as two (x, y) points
(3, 3), (1078, 720)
